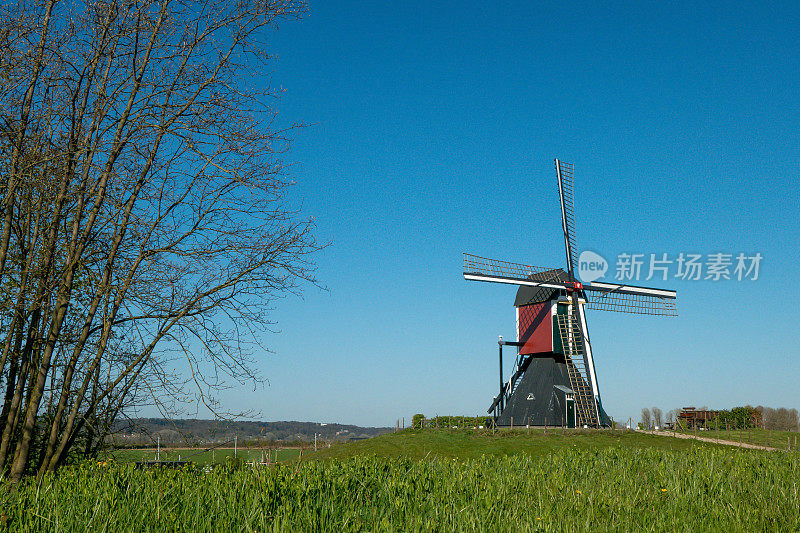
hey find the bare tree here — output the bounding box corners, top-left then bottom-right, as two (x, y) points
(763, 407), (800, 431)
(0, 0), (317, 481)
(651, 407), (662, 429)
(640, 408), (651, 430)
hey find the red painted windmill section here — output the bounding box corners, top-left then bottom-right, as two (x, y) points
(517, 302), (553, 355)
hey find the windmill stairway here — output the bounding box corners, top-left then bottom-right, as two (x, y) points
(556, 314), (599, 427)
(507, 356), (528, 396)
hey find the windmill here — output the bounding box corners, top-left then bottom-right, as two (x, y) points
(464, 159), (677, 428)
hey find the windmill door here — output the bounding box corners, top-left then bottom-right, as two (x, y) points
(566, 397), (576, 428)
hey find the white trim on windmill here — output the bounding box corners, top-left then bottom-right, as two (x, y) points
(463, 273), (571, 291)
(586, 281), (676, 298)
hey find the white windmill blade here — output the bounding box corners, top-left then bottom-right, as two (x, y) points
(583, 281), (676, 299)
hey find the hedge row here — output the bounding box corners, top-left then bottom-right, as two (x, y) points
(411, 415), (493, 429)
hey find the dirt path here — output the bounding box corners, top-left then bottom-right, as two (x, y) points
(637, 429), (782, 451)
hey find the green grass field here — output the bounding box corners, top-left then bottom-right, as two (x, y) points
(672, 427), (799, 449)
(3, 429), (798, 531)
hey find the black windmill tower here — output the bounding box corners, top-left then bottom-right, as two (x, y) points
(464, 159), (677, 428)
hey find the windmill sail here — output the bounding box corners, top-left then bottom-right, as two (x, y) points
(463, 253), (565, 288)
(556, 159), (577, 279)
(556, 159), (603, 426)
(585, 291), (677, 316)
(583, 282), (677, 316)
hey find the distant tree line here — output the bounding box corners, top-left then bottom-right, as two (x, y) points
(640, 405), (799, 431)
(109, 419), (391, 446)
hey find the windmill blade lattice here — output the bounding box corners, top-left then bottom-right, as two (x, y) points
(556, 159), (577, 277)
(585, 291), (677, 316)
(463, 253), (564, 283)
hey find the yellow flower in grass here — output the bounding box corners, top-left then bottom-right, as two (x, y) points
(661, 489), (668, 492)
(576, 490), (582, 494)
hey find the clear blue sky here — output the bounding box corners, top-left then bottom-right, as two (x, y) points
(204, 2), (799, 426)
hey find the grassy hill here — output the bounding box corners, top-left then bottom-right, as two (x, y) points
(308, 427), (724, 461)
(111, 427), (725, 466)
